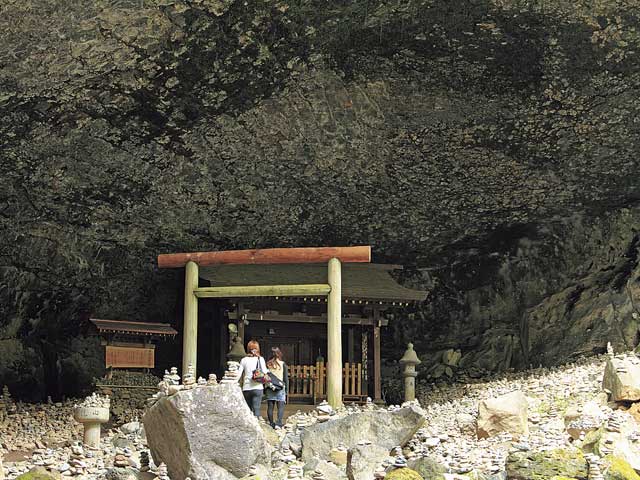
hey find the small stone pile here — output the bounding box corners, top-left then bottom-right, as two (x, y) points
(0, 387), (15, 423)
(0, 400), (79, 452)
(220, 362), (241, 384)
(1, 398), (151, 480)
(95, 371), (160, 424)
(147, 366), (223, 407)
(4, 350), (640, 480)
(73, 393), (110, 410)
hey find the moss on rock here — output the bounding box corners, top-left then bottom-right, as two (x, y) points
(385, 468), (424, 480)
(506, 448), (588, 479)
(604, 455), (640, 480)
(15, 467), (62, 480)
(580, 426), (605, 454)
(410, 456), (445, 480)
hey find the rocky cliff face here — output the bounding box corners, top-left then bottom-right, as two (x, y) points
(1, 0), (639, 398)
(393, 207), (640, 377)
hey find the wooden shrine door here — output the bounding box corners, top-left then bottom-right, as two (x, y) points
(256, 337), (314, 365)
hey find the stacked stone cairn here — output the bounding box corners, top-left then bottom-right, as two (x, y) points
(221, 362), (241, 384)
(585, 454), (605, 480)
(364, 397), (375, 410)
(315, 400), (333, 422)
(310, 469), (326, 480)
(285, 463), (303, 479)
(373, 465), (387, 479)
(182, 365), (196, 390)
(148, 366), (224, 406)
(154, 462), (170, 480)
(74, 393), (110, 410)
(5, 348), (640, 480)
(279, 446), (296, 463)
(139, 451), (150, 472)
(69, 444), (87, 475)
(0, 386), (13, 423)
(391, 446), (408, 469)
(113, 452), (128, 468)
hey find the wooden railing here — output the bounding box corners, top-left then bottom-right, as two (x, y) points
(288, 361), (364, 402)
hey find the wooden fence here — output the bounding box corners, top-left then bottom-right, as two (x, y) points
(288, 361), (364, 402)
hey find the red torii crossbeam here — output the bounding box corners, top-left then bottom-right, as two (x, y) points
(157, 246), (371, 268)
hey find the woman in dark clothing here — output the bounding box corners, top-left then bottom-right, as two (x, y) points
(265, 347), (288, 428)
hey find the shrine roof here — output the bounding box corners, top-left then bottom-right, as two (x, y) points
(198, 263), (427, 304)
(89, 319), (177, 337)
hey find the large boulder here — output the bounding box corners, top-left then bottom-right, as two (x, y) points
(346, 444), (390, 480)
(142, 384), (272, 480)
(300, 404), (426, 462)
(477, 391), (528, 439)
(505, 448), (588, 480)
(602, 355), (640, 402)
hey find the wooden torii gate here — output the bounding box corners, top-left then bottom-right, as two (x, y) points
(157, 246), (371, 408)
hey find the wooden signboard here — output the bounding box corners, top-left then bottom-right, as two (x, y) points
(105, 345), (154, 368)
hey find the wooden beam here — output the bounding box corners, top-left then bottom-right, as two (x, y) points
(227, 311), (380, 326)
(194, 284), (331, 298)
(183, 261), (199, 376)
(373, 310), (382, 402)
(327, 258), (343, 409)
(158, 246), (371, 268)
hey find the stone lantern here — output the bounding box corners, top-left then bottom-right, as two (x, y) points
(227, 335), (247, 363)
(399, 343), (421, 402)
(73, 393), (110, 448)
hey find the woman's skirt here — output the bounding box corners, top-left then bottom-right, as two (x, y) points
(264, 386), (286, 402)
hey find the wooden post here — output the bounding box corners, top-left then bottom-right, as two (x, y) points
(361, 327), (368, 396)
(327, 257), (343, 408)
(373, 310), (382, 402)
(219, 311), (227, 372)
(237, 302), (245, 347)
(183, 261), (199, 375)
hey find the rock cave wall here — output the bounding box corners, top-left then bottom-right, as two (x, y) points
(1, 0), (639, 399)
(389, 206), (640, 379)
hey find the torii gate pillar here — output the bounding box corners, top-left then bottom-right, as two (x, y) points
(327, 257), (343, 408)
(183, 260), (199, 375)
